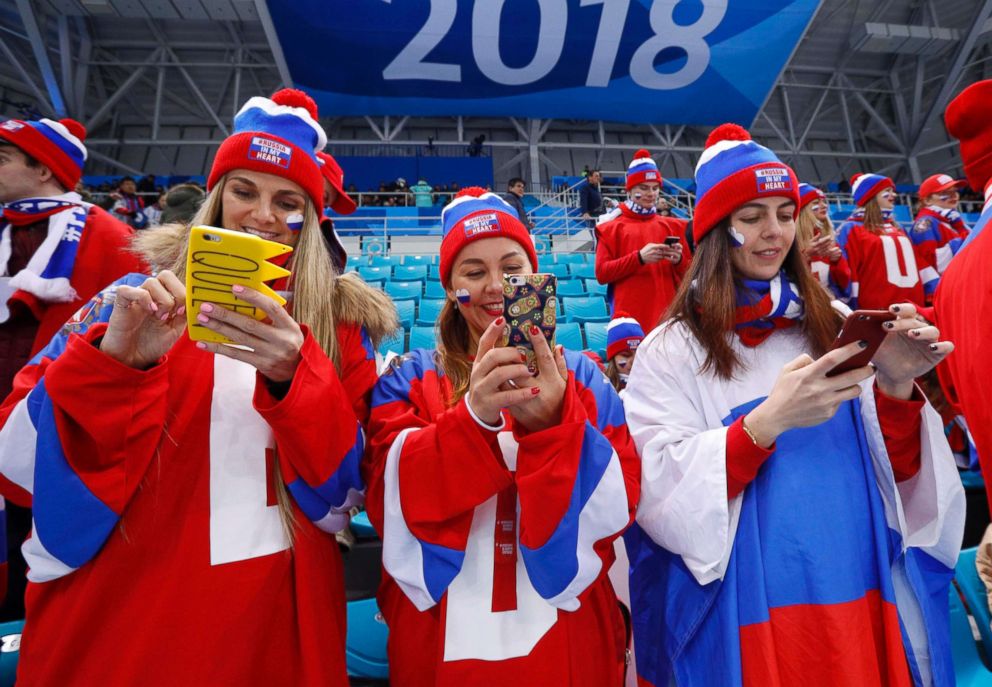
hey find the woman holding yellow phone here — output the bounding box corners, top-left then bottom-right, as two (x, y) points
(362, 188), (640, 686)
(0, 90), (395, 686)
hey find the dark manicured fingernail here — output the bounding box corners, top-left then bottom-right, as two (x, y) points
(858, 340), (869, 348)
(929, 344), (938, 352)
(912, 329), (921, 337)
(891, 305), (901, 312)
(884, 322), (895, 329)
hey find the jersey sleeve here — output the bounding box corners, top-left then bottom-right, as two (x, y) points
(595, 224), (642, 284)
(0, 275), (171, 582)
(253, 324), (373, 534)
(835, 222), (861, 308)
(364, 351), (513, 611)
(512, 351), (639, 611)
(828, 255), (852, 300)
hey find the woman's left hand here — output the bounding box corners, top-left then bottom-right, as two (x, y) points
(194, 284), (304, 383)
(506, 325), (568, 432)
(872, 303), (954, 399)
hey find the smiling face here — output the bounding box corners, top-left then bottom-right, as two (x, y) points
(220, 169), (309, 247)
(446, 236), (532, 345)
(876, 186), (896, 211)
(728, 197), (797, 281)
(630, 182), (660, 211)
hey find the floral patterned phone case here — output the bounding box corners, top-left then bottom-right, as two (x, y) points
(501, 274), (557, 374)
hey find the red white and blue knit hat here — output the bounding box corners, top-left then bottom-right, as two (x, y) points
(692, 123), (799, 243)
(439, 187), (538, 287)
(626, 149), (662, 190)
(798, 183), (825, 211)
(0, 117), (87, 190)
(606, 312), (645, 360)
(850, 173), (894, 207)
(208, 89), (327, 212)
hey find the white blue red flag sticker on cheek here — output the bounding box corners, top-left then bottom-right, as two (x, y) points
(286, 213), (304, 232)
(755, 167), (792, 194)
(455, 288), (471, 305)
(727, 225), (746, 247)
(248, 136), (292, 169)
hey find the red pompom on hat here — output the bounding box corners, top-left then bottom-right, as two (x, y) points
(692, 122), (799, 243)
(945, 79), (992, 192)
(0, 116), (88, 190)
(626, 148), (662, 191)
(438, 187), (538, 287)
(208, 88), (327, 212)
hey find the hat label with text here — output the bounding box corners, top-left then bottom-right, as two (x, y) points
(755, 167), (792, 194)
(248, 137), (291, 169)
(463, 212), (501, 238)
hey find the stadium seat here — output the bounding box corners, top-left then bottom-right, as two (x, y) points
(584, 321), (608, 359)
(428, 264), (442, 280)
(393, 264), (428, 282)
(584, 279), (607, 297)
(377, 327), (406, 356)
(556, 279), (586, 297)
(955, 548), (992, 665)
(369, 254), (401, 268)
(364, 280), (385, 291)
(345, 256), (364, 272)
(0, 619), (23, 687)
(554, 253), (586, 266)
(385, 281), (423, 304)
(409, 325), (435, 350)
(359, 266), (391, 282)
(425, 281), (447, 299)
(556, 322), (583, 351)
(563, 296), (609, 323)
(417, 298), (445, 325)
(949, 584), (992, 686)
(544, 264), (571, 279)
(394, 299), (415, 329)
(570, 263), (597, 280)
(403, 254), (436, 266)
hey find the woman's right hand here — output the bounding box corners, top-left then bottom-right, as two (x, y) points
(743, 341), (875, 448)
(100, 270), (187, 370)
(467, 317), (544, 426)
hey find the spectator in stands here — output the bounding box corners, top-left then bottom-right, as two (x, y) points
(0, 115), (143, 623)
(136, 173), (157, 194)
(467, 133), (485, 157)
(795, 183), (850, 300)
(159, 182), (205, 225)
(604, 311), (643, 393)
(501, 176), (533, 229)
(624, 122), (963, 687)
(0, 89), (397, 685)
(835, 174), (937, 309)
(655, 196), (672, 217)
(317, 151), (355, 272)
(363, 187), (638, 686)
(909, 173), (970, 278)
(595, 150), (689, 331)
(579, 169), (603, 223)
(143, 190), (166, 227)
(410, 178), (433, 207)
(108, 175), (148, 229)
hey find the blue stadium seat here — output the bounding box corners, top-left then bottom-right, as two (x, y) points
(584, 279), (607, 297)
(359, 266), (391, 282)
(556, 279), (586, 297)
(394, 299), (415, 329)
(425, 281), (447, 299)
(570, 263), (597, 280)
(369, 254), (402, 268)
(385, 281), (422, 304)
(345, 256), (364, 272)
(409, 325), (435, 350)
(364, 280), (385, 291)
(377, 327), (406, 356)
(554, 254), (586, 266)
(892, 206), (912, 223)
(584, 321), (608, 359)
(0, 619), (23, 687)
(428, 264), (442, 280)
(955, 547), (992, 665)
(556, 322), (583, 351)
(545, 264), (571, 278)
(949, 584), (992, 685)
(417, 299), (445, 325)
(403, 254), (436, 266)
(563, 296), (609, 323)
(393, 265), (428, 282)
(346, 597), (390, 679)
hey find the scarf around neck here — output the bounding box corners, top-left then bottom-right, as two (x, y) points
(623, 199), (657, 216)
(919, 205), (967, 234)
(734, 271), (805, 347)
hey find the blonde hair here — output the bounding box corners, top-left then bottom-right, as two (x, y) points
(861, 197), (886, 234)
(795, 203), (835, 252)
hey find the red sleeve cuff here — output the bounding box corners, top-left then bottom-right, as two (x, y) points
(725, 416), (775, 499)
(874, 381), (925, 482)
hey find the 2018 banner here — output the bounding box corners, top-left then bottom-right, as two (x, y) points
(266, 0), (820, 125)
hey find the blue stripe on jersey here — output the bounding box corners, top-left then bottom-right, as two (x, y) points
(519, 421), (613, 600)
(421, 540), (466, 604)
(564, 348), (626, 430)
(359, 326), (375, 361)
(31, 379), (119, 569)
(314, 423), (365, 507)
(371, 348), (438, 408)
(286, 477), (331, 523)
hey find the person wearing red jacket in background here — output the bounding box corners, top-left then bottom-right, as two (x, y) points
(595, 150), (690, 331)
(909, 173), (970, 278)
(0, 115), (141, 620)
(935, 80), (992, 517)
(363, 188), (640, 687)
(795, 183), (852, 301)
(316, 151), (356, 273)
(0, 89), (397, 686)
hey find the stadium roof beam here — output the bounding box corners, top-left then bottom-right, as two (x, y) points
(252, 0), (291, 88)
(15, 0), (66, 117)
(84, 47), (162, 133)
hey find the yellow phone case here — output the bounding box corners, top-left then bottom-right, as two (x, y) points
(185, 226), (293, 344)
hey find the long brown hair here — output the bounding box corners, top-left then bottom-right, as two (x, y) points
(665, 218), (841, 379)
(436, 299), (473, 405)
(861, 196), (886, 234)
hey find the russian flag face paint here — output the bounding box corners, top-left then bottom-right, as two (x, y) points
(455, 288), (471, 305)
(286, 213), (304, 232)
(728, 224), (746, 247)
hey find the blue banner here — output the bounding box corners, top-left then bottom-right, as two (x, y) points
(267, 0), (820, 126)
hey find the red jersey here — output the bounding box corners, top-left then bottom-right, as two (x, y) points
(0, 275), (376, 686)
(595, 206), (690, 331)
(363, 348), (640, 687)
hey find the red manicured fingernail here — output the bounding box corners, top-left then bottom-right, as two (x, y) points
(494, 317), (504, 326)
(519, 352), (527, 362)
(531, 387), (540, 395)
(232, 284), (245, 293)
(530, 325), (540, 336)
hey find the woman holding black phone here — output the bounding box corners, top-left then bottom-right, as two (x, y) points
(363, 188), (640, 686)
(623, 124), (964, 687)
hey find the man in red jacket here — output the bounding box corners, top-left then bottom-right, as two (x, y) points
(0, 115), (142, 618)
(595, 149), (690, 331)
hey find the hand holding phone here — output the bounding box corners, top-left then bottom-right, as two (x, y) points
(825, 309), (896, 377)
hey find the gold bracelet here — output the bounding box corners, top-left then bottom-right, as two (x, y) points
(740, 416), (761, 447)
